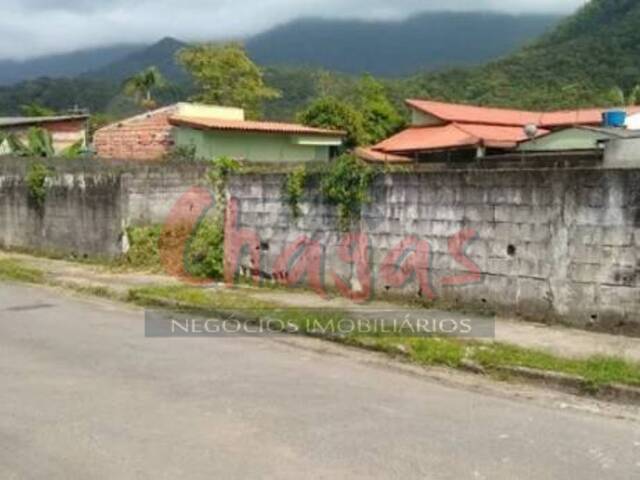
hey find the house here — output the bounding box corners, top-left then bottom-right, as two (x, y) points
(368, 100), (640, 162)
(169, 116), (344, 163)
(93, 103), (245, 161)
(0, 114), (88, 155)
(518, 126), (640, 153)
(94, 102), (344, 162)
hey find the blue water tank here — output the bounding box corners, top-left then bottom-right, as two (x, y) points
(602, 110), (627, 127)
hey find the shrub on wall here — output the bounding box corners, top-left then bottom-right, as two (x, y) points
(25, 162), (51, 210)
(320, 154), (378, 231)
(124, 225), (162, 269)
(282, 155), (380, 230)
(283, 165), (307, 220)
(184, 218), (226, 279)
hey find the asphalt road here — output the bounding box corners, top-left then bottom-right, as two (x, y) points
(1, 283), (638, 479)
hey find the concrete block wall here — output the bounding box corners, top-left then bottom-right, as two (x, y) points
(0, 172), (124, 257)
(0, 163), (208, 258)
(228, 169), (640, 333)
(1, 159), (639, 332)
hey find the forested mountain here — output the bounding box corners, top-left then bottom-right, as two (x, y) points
(0, 11), (559, 88)
(246, 13), (560, 76)
(401, 0), (640, 109)
(83, 37), (189, 83)
(0, 44), (142, 86)
(0, 0), (633, 119)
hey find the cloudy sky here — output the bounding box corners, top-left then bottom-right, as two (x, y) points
(2, 0), (587, 60)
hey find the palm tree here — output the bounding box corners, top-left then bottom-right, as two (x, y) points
(607, 85), (640, 106)
(123, 66), (167, 109)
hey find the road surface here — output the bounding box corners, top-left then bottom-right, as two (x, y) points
(0, 282), (638, 479)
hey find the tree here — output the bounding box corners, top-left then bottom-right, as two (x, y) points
(628, 85), (640, 106)
(20, 103), (56, 117)
(354, 75), (404, 145)
(6, 127), (82, 158)
(603, 85), (640, 106)
(123, 66), (167, 110)
(298, 97), (366, 149)
(177, 43), (280, 118)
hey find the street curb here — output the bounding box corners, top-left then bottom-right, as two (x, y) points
(131, 293), (640, 406)
(495, 365), (640, 406)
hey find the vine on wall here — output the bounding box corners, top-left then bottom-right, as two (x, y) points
(184, 156), (240, 279)
(284, 154), (379, 231)
(25, 162), (50, 210)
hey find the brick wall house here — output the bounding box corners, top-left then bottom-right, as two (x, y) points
(93, 105), (178, 161)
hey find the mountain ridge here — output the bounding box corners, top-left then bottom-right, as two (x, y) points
(403, 0), (640, 109)
(0, 11), (561, 87)
(246, 12), (561, 76)
(0, 44), (143, 86)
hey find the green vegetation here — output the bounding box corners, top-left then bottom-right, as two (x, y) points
(184, 219), (225, 280)
(355, 335), (640, 389)
(299, 96), (366, 148)
(0, 2), (635, 122)
(2, 248), (640, 393)
(10, 128), (54, 157)
(246, 13), (559, 76)
(354, 75), (405, 145)
(0, 258), (45, 283)
(298, 76), (403, 147)
(25, 162), (50, 209)
(123, 225), (163, 270)
(178, 43), (280, 118)
(6, 127), (83, 158)
(20, 103), (56, 117)
(180, 156), (241, 280)
(281, 154), (380, 229)
(283, 165), (307, 220)
(320, 154), (378, 230)
(127, 282), (640, 390)
(397, 0), (640, 110)
(122, 66), (167, 110)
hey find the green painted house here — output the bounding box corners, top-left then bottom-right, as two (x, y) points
(169, 114), (344, 163)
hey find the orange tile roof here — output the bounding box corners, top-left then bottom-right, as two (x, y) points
(355, 147), (413, 164)
(375, 124), (476, 153)
(406, 99), (640, 129)
(169, 115), (345, 137)
(374, 123), (547, 154)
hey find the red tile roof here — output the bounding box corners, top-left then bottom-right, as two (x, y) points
(355, 147), (413, 164)
(169, 116), (345, 137)
(374, 123), (548, 154)
(406, 99), (640, 129)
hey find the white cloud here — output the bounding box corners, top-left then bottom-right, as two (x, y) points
(1, 0), (587, 59)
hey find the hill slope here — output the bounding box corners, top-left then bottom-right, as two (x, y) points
(84, 37), (189, 83)
(245, 13), (560, 76)
(403, 0), (640, 109)
(0, 44), (142, 86)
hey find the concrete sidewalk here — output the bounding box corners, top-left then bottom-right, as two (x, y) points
(3, 250), (640, 363)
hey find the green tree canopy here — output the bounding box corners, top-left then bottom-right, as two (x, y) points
(604, 85), (640, 106)
(354, 75), (404, 145)
(123, 66), (167, 109)
(298, 97), (366, 149)
(20, 103), (56, 117)
(178, 43), (280, 118)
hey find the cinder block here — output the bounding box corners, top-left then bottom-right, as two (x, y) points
(495, 205), (533, 223)
(464, 205), (494, 222)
